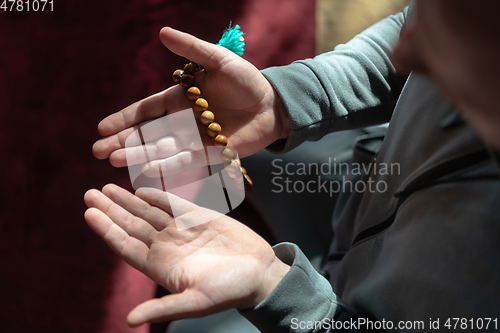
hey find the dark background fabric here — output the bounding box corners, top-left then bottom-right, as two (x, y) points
(0, 1), (314, 332)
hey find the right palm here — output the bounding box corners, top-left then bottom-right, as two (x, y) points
(92, 27), (287, 171)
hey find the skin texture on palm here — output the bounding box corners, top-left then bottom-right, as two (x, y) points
(84, 184), (290, 327)
(92, 27), (289, 173)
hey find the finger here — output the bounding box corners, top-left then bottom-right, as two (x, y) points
(103, 184), (174, 231)
(141, 149), (208, 178)
(135, 188), (223, 230)
(84, 206), (148, 271)
(93, 126), (140, 161)
(159, 27), (238, 71)
(96, 105), (203, 165)
(94, 116), (168, 162)
(136, 188), (206, 216)
(127, 289), (217, 326)
(85, 187), (158, 247)
(109, 135), (191, 168)
(135, 188), (174, 215)
(96, 84), (192, 138)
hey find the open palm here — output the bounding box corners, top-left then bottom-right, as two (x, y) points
(84, 184), (289, 326)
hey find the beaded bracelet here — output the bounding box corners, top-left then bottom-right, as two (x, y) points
(171, 24), (252, 191)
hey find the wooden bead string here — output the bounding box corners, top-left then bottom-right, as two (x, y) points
(173, 61), (253, 191)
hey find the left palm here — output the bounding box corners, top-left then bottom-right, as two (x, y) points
(84, 184), (289, 326)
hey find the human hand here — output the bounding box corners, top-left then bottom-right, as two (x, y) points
(84, 184), (290, 326)
(92, 27), (289, 173)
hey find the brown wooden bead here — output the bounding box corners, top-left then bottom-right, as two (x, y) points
(173, 69), (184, 83)
(243, 173), (253, 190)
(180, 74), (195, 88)
(200, 111), (214, 125)
(186, 86), (201, 101)
(214, 134), (228, 146)
(183, 62), (199, 75)
(193, 98), (208, 112)
(221, 147), (235, 162)
(207, 122), (221, 137)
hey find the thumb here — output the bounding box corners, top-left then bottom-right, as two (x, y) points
(159, 27), (235, 71)
(127, 289), (215, 327)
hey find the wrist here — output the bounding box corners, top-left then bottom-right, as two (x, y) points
(263, 256), (291, 300)
(241, 256), (290, 309)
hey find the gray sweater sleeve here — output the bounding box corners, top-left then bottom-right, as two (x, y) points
(240, 243), (361, 332)
(263, 10), (408, 154)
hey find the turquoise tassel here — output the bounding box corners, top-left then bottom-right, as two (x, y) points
(217, 23), (245, 56)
